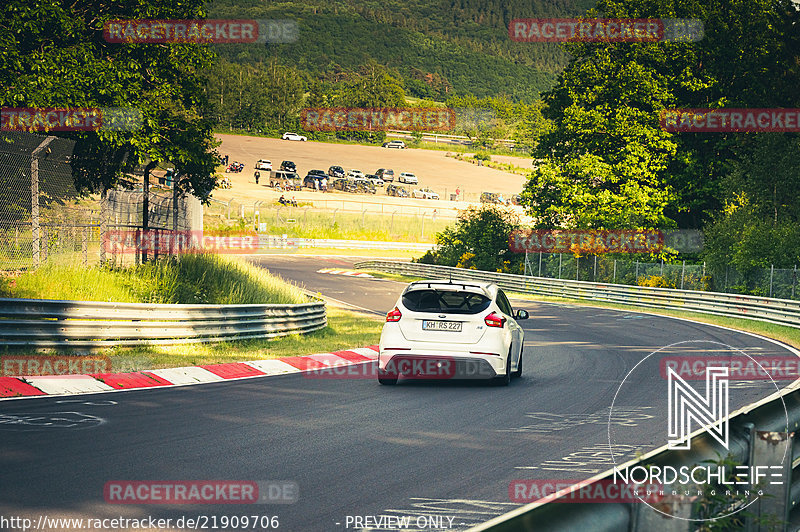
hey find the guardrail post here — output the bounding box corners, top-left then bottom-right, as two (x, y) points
(749, 429), (793, 531)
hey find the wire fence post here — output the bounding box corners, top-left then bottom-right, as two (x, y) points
(681, 260), (686, 290)
(538, 251), (543, 277)
(613, 259), (617, 284)
(172, 177), (179, 257)
(769, 264), (774, 298)
(82, 226), (88, 266)
(793, 265), (797, 300)
(30, 137), (56, 268)
(576, 255), (580, 281)
(593, 255), (597, 281)
(660, 259), (664, 276)
(724, 265), (729, 292)
(41, 226), (48, 263)
(558, 253), (563, 279)
(635, 261), (639, 280)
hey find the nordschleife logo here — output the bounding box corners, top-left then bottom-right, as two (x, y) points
(667, 366), (729, 450)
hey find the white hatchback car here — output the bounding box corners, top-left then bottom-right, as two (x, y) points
(412, 187), (439, 200)
(347, 169), (365, 179)
(256, 159), (272, 171)
(282, 132), (307, 141)
(398, 172), (418, 184)
(378, 280), (528, 385)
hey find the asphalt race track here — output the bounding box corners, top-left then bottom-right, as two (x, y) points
(1, 255), (797, 531)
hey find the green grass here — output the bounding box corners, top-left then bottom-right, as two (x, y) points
(1, 255), (383, 370)
(204, 206), (450, 243)
(0, 307), (381, 371)
(0, 254), (307, 305)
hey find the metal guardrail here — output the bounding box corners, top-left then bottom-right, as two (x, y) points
(353, 260), (800, 329)
(0, 298), (326, 347)
(354, 260), (800, 529)
(470, 387), (800, 532)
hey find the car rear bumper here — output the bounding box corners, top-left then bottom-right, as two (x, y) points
(378, 352), (503, 380)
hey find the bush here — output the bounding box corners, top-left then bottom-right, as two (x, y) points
(638, 275), (676, 289)
(415, 204), (522, 273)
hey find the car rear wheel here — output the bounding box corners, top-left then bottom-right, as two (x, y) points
(493, 350), (511, 386)
(512, 350), (523, 378)
(378, 376), (397, 385)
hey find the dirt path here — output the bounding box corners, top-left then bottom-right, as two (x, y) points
(212, 134), (529, 217)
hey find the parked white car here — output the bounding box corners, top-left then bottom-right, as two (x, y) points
(378, 280), (528, 385)
(347, 169), (365, 179)
(282, 132), (307, 141)
(255, 159), (272, 171)
(398, 172), (418, 184)
(412, 187), (439, 200)
(366, 174), (385, 186)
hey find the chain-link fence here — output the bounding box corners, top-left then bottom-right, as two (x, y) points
(522, 252), (800, 299)
(0, 131), (202, 271)
(0, 131), (101, 270)
(100, 188), (202, 267)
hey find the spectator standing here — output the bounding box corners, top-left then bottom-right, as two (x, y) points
(254, 170), (260, 184)
(321, 177), (327, 192)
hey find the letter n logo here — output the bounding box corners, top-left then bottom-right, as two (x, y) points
(667, 366), (729, 450)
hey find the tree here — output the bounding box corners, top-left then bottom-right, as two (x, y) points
(0, 0), (220, 200)
(418, 205), (523, 273)
(521, 0), (800, 231)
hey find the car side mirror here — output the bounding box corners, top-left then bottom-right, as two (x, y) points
(515, 309), (529, 320)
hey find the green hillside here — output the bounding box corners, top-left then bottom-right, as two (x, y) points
(206, 0), (596, 101)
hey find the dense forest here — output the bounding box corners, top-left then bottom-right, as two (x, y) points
(206, 0), (595, 101)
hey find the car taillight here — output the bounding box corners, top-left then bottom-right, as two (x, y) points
(386, 307), (402, 322)
(484, 312), (506, 328)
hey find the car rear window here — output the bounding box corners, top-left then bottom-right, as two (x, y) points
(402, 289), (491, 314)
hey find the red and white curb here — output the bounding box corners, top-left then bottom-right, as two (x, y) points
(316, 268), (373, 278)
(0, 346), (379, 400)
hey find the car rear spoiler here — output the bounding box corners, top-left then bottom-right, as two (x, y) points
(405, 280), (491, 296)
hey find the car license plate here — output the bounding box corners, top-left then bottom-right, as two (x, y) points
(422, 320), (462, 332)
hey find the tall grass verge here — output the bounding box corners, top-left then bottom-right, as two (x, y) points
(0, 254), (306, 305)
